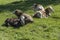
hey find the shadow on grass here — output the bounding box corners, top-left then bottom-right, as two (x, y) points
(52, 16), (60, 19)
(0, 0), (60, 13)
(1, 22), (25, 29)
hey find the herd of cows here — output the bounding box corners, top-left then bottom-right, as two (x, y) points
(2, 3), (54, 28)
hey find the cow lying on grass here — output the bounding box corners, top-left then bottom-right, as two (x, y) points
(33, 3), (45, 12)
(14, 9), (34, 24)
(3, 15), (25, 27)
(33, 6), (54, 18)
(45, 6), (54, 17)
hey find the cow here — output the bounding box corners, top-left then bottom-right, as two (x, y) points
(45, 6), (54, 17)
(33, 3), (45, 12)
(3, 15), (25, 27)
(33, 6), (54, 18)
(13, 9), (34, 24)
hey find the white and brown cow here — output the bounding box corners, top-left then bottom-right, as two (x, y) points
(33, 3), (45, 12)
(33, 6), (54, 18)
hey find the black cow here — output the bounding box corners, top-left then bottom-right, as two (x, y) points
(3, 15), (25, 27)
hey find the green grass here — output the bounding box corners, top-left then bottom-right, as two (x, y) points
(0, 0), (60, 40)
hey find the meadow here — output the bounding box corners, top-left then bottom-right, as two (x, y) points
(0, 0), (60, 40)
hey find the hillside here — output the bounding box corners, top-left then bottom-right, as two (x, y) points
(0, 0), (60, 40)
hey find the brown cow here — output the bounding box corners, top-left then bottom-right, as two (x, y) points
(13, 9), (33, 24)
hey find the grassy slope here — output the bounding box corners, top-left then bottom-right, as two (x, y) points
(0, 0), (60, 40)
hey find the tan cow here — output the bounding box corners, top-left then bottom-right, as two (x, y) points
(14, 9), (33, 24)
